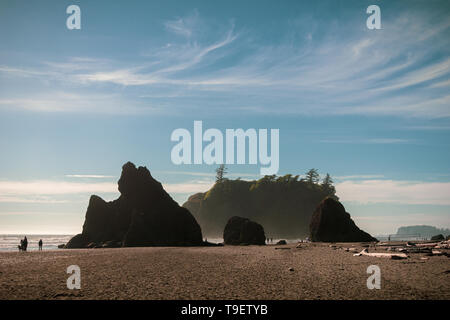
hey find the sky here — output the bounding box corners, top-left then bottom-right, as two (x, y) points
(0, 0), (449, 235)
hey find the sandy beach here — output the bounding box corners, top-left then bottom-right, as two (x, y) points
(0, 243), (449, 300)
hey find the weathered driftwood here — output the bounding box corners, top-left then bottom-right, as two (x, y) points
(376, 242), (407, 246)
(414, 242), (441, 248)
(353, 248), (408, 259)
(405, 248), (432, 254)
(431, 250), (445, 256)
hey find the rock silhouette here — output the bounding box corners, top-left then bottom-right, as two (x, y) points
(223, 216), (266, 245)
(309, 198), (377, 242)
(66, 162), (203, 248)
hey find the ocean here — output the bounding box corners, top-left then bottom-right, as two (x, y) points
(0, 234), (73, 251)
(0, 236), (306, 251)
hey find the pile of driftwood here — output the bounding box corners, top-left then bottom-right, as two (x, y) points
(310, 240), (450, 259)
(351, 240), (450, 259)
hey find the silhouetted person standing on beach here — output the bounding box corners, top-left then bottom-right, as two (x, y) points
(38, 239), (43, 251)
(23, 236), (28, 251)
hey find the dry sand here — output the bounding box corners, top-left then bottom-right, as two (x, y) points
(0, 242), (449, 300)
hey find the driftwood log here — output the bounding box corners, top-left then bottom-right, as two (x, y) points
(353, 248), (408, 259)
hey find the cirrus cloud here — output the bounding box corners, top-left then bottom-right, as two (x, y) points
(337, 180), (450, 205)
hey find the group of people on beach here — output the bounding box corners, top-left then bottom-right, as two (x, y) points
(18, 236), (43, 251)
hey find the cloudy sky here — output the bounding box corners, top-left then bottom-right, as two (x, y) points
(0, 0), (449, 235)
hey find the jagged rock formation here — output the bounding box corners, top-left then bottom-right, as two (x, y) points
(309, 198), (377, 242)
(183, 176), (337, 238)
(66, 162), (203, 248)
(223, 216), (266, 245)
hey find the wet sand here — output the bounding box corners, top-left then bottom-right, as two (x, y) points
(0, 243), (449, 300)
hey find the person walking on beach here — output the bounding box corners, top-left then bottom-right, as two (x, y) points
(38, 239), (43, 251)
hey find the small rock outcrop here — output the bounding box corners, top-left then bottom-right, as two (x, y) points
(223, 216), (266, 245)
(431, 234), (445, 241)
(309, 198), (377, 242)
(66, 162), (203, 248)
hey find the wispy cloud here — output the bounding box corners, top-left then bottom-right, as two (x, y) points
(157, 171), (216, 177)
(164, 10), (199, 38)
(0, 9), (448, 118)
(337, 95), (450, 118)
(65, 175), (115, 179)
(0, 65), (56, 78)
(75, 29), (237, 86)
(3, 176), (449, 208)
(371, 58), (450, 93)
(337, 180), (450, 205)
(402, 125), (450, 131)
(165, 18), (193, 37)
(0, 196), (68, 204)
(0, 180), (117, 196)
(319, 138), (413, 144)
(0, 92), (164, 114)
(0, 210), (76, 216)
(157, 170), (259, 178)
(42, 57), (111, 72)
(163, 180), (214, 194)
(0, 178), (214, 204)
(334, 174), (385, 180)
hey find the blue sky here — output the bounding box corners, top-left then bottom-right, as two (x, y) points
(0, 0), (449, 235)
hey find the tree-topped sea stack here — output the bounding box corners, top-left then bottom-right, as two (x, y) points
(66, 162), (203, 248)
(183, 170), (337, 238)
(309, 198), (377, 242)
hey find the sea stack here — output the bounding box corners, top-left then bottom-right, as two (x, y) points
(66, 162), (203, 248)
(223, 216), (266, 245)
(309, 198), (377, 242)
